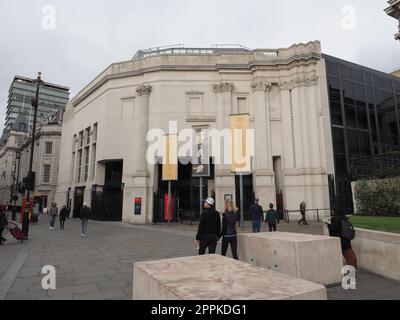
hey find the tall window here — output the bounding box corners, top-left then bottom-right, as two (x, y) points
(85, 127), (91, 145)
(77, 150), (82, 183)
(43, 164), (51, 183)
(79, 131), (84, 148)
(45, 142), (53, 155)
(84, 147), (89, 182)
(91, 144), (97, 180)
(93, 123), (98, 142)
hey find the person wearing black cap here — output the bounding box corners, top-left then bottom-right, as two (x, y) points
(196, 197), (221, 255)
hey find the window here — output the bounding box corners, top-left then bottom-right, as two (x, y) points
(237, 97), (248, 114)
(352, 69), (363, 83)
(77, 150), (82, 183)
(83, 147), (89, 182)
(93, 123), (98, 142)
(330, 101), (343, 126)
(43, 164), (51, 183)
(340, 66), (352, 80)
(91, 144), (96, 180)
(79, 131), (84, 148)
(45, 142), (53, 154)
(85, 128), (91, 145)
(326, 61), (338, 77)
(71, 152), (75, 182)
(328, 78), (340, 102)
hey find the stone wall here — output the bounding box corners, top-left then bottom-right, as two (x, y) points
(323, 222), (400, 282)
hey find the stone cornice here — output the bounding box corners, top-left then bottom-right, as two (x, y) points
(136, 85), (152, 96)
(213, 82), (235, 93)
(71, 45), (322, 107)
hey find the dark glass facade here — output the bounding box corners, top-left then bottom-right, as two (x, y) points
(324, 55), (400, 176)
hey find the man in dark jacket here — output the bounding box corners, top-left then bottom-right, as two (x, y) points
(265, 203), (279, 232)
(0, 207), (8, 245)
(249, 199), (263, 233)
(196, 198), (221, 255)
(80, 203), (91, 237)
(59, 206), (68, 230)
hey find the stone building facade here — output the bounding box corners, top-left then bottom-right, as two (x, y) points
(385, 0), (400, 40)
(0, 118), (62, 209)
(55, 41), (336, 223)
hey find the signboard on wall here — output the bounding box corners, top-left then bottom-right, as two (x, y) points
(162, 134), (178, 181)
(230, 113), (252, 174)
(134, 198), (142, 215)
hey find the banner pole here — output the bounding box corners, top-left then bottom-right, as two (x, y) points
(168, 180), (171, 225)
(240, 174), (244, 231)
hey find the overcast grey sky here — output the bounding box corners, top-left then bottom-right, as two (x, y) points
(0, 0), (399, 130)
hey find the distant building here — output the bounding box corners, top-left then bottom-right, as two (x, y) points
(0, 115), (63, 209)
(4, 75), (70, 133)
(392, 69), (400, 77)
(385, 0), (400, 40)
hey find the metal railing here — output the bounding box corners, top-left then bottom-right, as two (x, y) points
(282, 209), (332, 223)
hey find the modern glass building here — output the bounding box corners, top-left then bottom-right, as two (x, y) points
(4, 75), (70, 133)
(324, 55), (400, 177)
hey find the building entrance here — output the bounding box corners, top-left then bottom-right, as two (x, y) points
(153, 160), (214, 223)
(91, 161), (123, 221)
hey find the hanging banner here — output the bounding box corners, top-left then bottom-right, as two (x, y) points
(230, 113), (252, 174)
(192, 127), (210, 177)
(162, 134), (178, 181)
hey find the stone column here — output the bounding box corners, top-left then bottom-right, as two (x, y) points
(251, 80), (275, 208)
(127, 84), (152, 224)
(213, 82), (236, 213)
(279, 82), (295, 169)
(135, 84), (152, 175)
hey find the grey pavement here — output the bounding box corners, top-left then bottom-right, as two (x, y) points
(0, 217), (399, 300)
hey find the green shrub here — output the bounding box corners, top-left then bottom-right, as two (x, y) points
(354, 177), (400, 216)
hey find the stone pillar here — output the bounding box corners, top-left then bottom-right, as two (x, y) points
(213, 82), (236, 213)
(251, 81), (275, 208)
(279, 82), (295, 169)
(128, 84), (152, 224)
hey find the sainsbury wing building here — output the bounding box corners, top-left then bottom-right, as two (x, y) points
(55, 41), (400, 224)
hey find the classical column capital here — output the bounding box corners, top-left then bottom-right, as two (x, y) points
(213, 82), (235, 93)
(136, 84), (152, 96)
(251, 80), (271, 92)
(278, 81), (292, 91)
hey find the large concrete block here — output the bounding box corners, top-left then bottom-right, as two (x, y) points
(238, 232), (343, 285)
(133, 255), (327, 300)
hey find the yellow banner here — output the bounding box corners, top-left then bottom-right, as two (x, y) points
(162, 134), (178, 181)
(231, 114), (251, 173)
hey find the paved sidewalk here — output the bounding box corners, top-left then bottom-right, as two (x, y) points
(1, 218), (399, 300)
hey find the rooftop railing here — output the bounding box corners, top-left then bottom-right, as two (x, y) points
(132, 44), (279, 60)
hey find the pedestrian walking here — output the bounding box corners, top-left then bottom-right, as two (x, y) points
(265, 203), (280, 232)
(249, 199), (264, 233)
(49, 203), (58, 230)
(298, 201), (308, 225)
(80, 203), (91, 237)
(328, 204), (358, 268)
(59, 205), (68, 230)
(220, 199), (239, 260)
(0, 206), (8, 245)
(196, 198), (221, 255)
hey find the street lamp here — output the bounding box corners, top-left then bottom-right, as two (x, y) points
(11, 149), (21, 221)
(21, 72), (44, 239)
